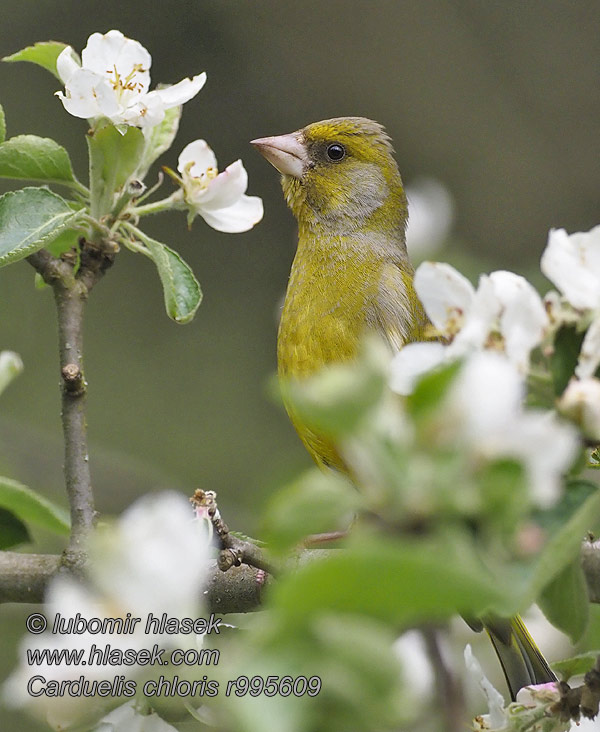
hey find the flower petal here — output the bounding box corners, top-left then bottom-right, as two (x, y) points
(489, 270), (548, 371)
(120, 93), (166, 128)
(178, 139), (218, 176)
(81, 30), (151, 94)
(576, 316), (600, 379)
(505, 411), (578, 508)
(449, 351), (524, 437)
(559, 377), (600, 441)
(449, 274), (499, 356)
(91, 492), (210, 618)
(389, 341), (447, 395)
(201, 160), (249, 210)
(464, 645), (507, 729)
(56, 68), (119, 120)
(414, 261), (475, 334)
(541, 226), (600, 310)
(148, 72), (207, 109)
(199, 194), (264, 233)
(405, 178), (454, 259)
(56, 45), (80, 84)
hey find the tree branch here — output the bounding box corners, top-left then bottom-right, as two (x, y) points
(422, 627), (465, 732)
(27, 242), (117, 561)
(0, 552), (267, 613)
(53, 280), (95, 556)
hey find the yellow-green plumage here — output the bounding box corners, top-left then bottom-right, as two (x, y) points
(275, 118), (427, 467)
(252, 116), (555, 699)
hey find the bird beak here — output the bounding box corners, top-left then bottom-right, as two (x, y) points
(250, 132), (307, 179)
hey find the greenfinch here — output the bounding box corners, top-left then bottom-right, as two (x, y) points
(252, 116), (555, 700)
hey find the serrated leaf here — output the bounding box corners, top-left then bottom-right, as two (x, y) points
(271, 534), (507, 629)
(136, 105), (181, 179)
(552, 651), (600, 681)
(3, 41), (69, 80)
(0, 104), (5, 145)
(0, 476), (69, 535)
(143, 236), (202, 323)
(0, 187), (83, 267)
(0, 507), (31, 549)
(0, 351), (23, 396)
(263, 468), (359, 554)
(551, 325), (585, 396)
(538, 559), (589, 642)
(87, 124), (145, 218)
(0, 135), (77, 186)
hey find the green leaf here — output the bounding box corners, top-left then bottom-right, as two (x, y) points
(551, 325), (585, 396)
(0, 508), (31, 549)
(263, 469), (359, 554)
(538, 559), (589, 642)
(552, 651), (600, 681)
(0, 104), (5, 145)
(271, 534), (507, 629)
(527, 480), (600, 600)
(3, 41), (69, 80)
(0, 351), (23, 396)
(87, 124), (145, 218)
(407, 359), (461, 420)
(44, 228), (80, 258)
(0, 187), (83, 267)
(0, 476), (69, 535)
(282, 359), (386, 439)
(143, 236), (202, 323)
(0, 135), (77, 186)
(136, 105), (181, 179)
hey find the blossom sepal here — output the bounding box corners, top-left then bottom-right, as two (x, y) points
(87, 123), (146, 218)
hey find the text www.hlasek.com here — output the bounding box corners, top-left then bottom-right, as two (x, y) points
(24, 612), (322, 699)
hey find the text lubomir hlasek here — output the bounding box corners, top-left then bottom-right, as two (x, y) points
(49, 613), (222, 635)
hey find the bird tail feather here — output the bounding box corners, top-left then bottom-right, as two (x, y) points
(484, 614), (556, 701)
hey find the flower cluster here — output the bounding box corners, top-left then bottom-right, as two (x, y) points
(56, 30), (262, 234)
(55, 30), (206, 129)
(391, 224), (600, 442)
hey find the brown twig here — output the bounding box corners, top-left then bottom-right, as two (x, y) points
(0, 551), (267, 612)
(422, 627), (466, 732)
(191, 489), (277, 576)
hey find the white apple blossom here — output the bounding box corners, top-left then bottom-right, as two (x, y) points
(388, 341), (447, 395)
(541, 226), (600, 312)
(413, 262), (548, 373)
(558, 377), (600, 441)
(391, 263), (548, 395)
(3, 492), (212, 729)
(445, 352), (577, 508)
(177, 139), (263, 232)
(55, 30), (206, 128)
(541, 226), (600, 379)
(405, 177), (454, 259)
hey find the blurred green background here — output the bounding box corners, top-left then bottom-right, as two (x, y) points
(1, 1), (599, 729)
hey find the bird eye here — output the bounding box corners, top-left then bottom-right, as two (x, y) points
(326, 143), (346, 161)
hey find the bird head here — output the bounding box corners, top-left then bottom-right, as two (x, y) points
(252, 117), (407, 235)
